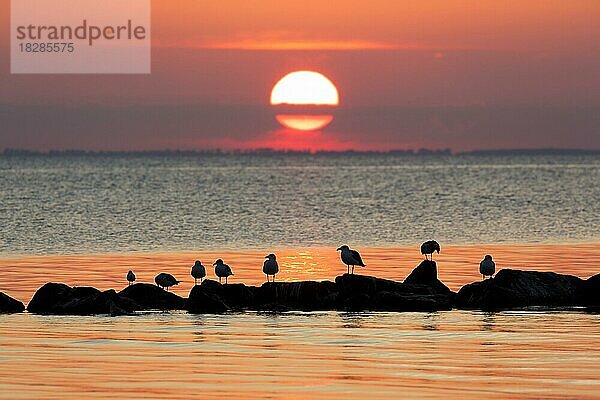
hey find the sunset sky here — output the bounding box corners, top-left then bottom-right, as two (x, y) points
(1, 0), (600, 151)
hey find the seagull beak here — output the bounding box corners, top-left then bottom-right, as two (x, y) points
(336, 247), (342, 251)
(265, 255), (269, 259)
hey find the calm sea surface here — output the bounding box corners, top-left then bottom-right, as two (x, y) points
(1, 153), (599, 399)
(0, 153), (598, 255)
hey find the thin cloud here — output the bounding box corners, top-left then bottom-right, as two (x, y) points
(153, 31), (423, 51)
(193, 39), (412, 51)
(154, 38), (415, 51)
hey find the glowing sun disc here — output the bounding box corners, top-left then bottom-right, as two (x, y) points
(276, 114), (334, 131)
(271, 71), (339, 106)
(271, 70), (339, 131)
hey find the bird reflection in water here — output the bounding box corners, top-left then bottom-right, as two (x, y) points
(481, 312), (497, 332)
(192, 317), (206, 342)
(421, 313), (440, 331)
(339, 312), (365, 329)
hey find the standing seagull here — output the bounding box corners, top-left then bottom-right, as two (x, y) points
(420, 240), (441, 261)
(337, 245), (366, 275)
(213, 259), (234, 284)
(154, 273), (181, 291)
(191, 260), (206, 285)
(126, 270), (136, 286)
(479, 255), (496, 280)
(263, 253), (279, 282)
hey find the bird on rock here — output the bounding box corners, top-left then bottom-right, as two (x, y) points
(263, 253), (279, 282)
(213, 259), (234, 284)
(191, 260), (206, 285)
(420, 240), (441, 261)
(480, 255), (496, 280)
(154, 273), (180, 291)
(337, 245), (366, 275)
(126, 270), (136, 286)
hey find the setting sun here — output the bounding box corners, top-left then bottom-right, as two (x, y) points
(270, 71), (339, 105)
(271, 70), (339, 131)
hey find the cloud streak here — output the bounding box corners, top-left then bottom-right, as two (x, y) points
(1, 104), (598, 152)
(153, 30), (426, 51)
(172, 39), (415, 51)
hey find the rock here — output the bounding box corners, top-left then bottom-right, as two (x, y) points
(60, 289), (138, 316)
(335, 274), (454, 311)
(404, 260), (437, 283)
(256, 281), (338, 311)
(222, 283), (257, 308)
(335, 273), (402, 295)
(28, 283), (99, 313)
(119, 283), (186, 310)
(187, 281), (230, 313)
(200, 279), (223, 292)
(342, 292), (371, 311)
(577, 273), (600, 306)
(404, 260), (454, 296)
(456, 269), (584, 310)
(0, 291), (25, 313)
(28, 283), (138, 315)
(372, 291), (447, 312)
(186, 280), (257, 312)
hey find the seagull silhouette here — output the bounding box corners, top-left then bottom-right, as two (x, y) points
(337, 245), (366, 274)
(263, 253), (279, 282)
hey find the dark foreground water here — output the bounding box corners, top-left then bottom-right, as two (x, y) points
(0, 153), (598, 255)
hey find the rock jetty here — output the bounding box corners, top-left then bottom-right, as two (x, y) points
(6, 262), (598, 316)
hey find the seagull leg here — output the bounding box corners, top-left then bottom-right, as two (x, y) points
(352, 265), (355, 274)
(347, 265), (350, 274)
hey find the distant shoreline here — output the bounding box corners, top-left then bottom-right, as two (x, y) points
(2, 148), (599, 157)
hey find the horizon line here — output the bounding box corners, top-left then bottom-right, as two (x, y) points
(2, 148), (599, 157)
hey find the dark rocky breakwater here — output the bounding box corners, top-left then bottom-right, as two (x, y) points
(1, 261), (599, 315)
(0, 291), (25, 314)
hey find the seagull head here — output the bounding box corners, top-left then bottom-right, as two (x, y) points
(213, 259), (223, 266)
(484, 255), (493, 260)
(194, 260), (202, 266)
(265, 253), (276, 260)
(337, 245), (349, 251)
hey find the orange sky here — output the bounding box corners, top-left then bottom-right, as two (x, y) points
(1, 0), (600, 151)
(151, 0), (599, 52)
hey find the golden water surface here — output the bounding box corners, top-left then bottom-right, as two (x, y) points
(0, 243), (599, 399)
